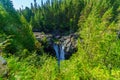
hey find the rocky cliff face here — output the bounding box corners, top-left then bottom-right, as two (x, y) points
(34, 32), (78, 59)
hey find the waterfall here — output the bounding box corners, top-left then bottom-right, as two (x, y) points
(60, 45), (65, 60)
(53, 43), (65, 72)
(53, 44), (59, 59)
(53, 44), (65, 60)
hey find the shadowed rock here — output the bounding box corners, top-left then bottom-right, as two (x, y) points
(33, 32), (79, 59)
(0, 56), (8, 77)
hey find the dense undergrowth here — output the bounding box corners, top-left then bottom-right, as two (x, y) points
(0, 0), (120, 80)
(2, 51), (120, 80)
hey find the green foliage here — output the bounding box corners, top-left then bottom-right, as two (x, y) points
(0, 0), (36, 53)
(77, 0), (120, 76)
(20, 0), (84, 33)
(2, 52), (119, 80)
(5, 51), (57, 80)
(7, 56), (36, 79)
(19, 15), (36, 51)
(0, 34), (14, 53)
(1, 0), (120, 80)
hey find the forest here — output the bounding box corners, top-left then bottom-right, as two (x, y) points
(0, 0), (120, 80)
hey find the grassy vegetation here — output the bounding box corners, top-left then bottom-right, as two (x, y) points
(2, 51), (120, 80)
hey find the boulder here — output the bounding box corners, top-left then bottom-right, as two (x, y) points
(0, 56), (8, 77)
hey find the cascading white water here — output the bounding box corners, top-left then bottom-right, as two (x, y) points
(53, 43), (65, 72)
(60, 45), (65, 60)
(53, 44), (59, 59)
(53, 44), (65, 60)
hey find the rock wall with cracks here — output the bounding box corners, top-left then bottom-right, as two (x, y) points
(34, 32), (78, 59)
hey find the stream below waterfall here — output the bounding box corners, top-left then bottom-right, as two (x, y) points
(53, 43), (65, 71)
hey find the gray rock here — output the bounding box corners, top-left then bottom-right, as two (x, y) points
(34, 32), (79, 58)
(0, 56), (8, 77)
(0, 56), (7, 65)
